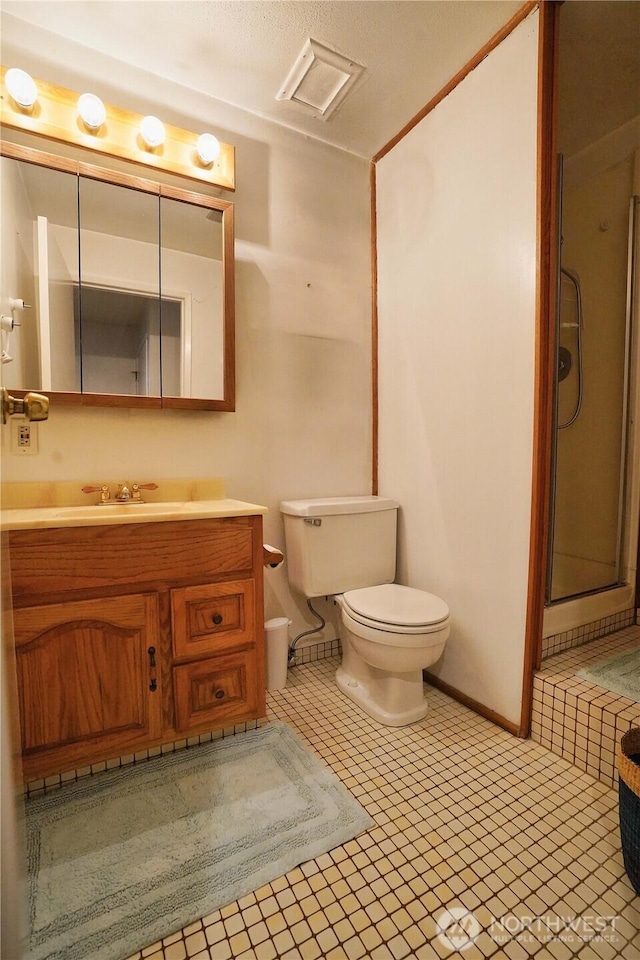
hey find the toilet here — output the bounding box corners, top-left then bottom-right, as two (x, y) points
(280, 496), (450, 726)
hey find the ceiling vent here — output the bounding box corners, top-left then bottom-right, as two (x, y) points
(276, 38), (365, 121)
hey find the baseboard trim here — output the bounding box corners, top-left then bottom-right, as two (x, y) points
(423, 671), (521, 736)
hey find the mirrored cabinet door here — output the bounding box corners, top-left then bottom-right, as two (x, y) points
(1, 156), (79, 394)
(1, 142), (235, 410)
(78, 177), (161, 397)
(160, 196), (224, 401)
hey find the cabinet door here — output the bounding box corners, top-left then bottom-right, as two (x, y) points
(13, 594), (161, 780)
(173, 651), (258, 733)
(171, 579), (256, 661)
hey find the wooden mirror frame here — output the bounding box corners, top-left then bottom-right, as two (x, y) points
(1, 140), (235, 412)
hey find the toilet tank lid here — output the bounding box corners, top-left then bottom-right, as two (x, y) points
(280, 496), (399, 517)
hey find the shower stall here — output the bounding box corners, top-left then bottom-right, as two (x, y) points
(543, 1), (640, 641)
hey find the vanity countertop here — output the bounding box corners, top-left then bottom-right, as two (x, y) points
(1, 498), (268, 531)
(1, 479), (267, 531)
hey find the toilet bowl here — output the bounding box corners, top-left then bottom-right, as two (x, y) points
(335, 583), (450, 726)
(280, 496), (451, 727)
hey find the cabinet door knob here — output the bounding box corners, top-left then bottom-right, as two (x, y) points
(212, 614), (223, 625)
(215, 689), (225, 699)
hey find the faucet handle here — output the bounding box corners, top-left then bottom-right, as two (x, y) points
(82, 484), (110, 503)
(131, 482), (158, 501)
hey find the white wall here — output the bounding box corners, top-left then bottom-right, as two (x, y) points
(0, 15), (372, 641)
(376, 12), (539, 726)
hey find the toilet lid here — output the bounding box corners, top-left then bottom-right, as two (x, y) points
(342, 583), (449, 629)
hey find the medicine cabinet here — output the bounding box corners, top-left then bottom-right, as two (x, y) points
(0, 141), (235, 411)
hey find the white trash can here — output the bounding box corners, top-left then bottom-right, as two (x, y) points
(265, 617), (291, 690)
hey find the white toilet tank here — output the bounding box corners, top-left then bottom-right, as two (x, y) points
(280, 496), (399, 598)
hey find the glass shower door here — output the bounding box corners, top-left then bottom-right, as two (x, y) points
(547, 181), (637, 605)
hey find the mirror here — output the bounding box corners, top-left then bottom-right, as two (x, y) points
(78, 177), (161, 398)
(0, 142), (234, 410)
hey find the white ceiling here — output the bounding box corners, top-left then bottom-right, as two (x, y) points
(1, 0), (522, 158)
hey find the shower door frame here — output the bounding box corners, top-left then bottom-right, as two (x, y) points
(523, 1), (640, 738)
(520, 0), (561, 734)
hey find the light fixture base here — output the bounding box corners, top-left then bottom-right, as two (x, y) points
(0, 65), (235, 191)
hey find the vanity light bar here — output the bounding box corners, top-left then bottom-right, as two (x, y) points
(0, 66), (235, 192)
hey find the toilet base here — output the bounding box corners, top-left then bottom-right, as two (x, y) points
(336, 663), (428, 727)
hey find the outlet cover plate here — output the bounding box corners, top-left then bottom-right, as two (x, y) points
(11, 418), (38, 455)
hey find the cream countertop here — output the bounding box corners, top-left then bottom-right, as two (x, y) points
(1, 479), (267, 531)
(1, 499), (268, 531)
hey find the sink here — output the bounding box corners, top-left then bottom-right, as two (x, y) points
(54, 503), (175, 518)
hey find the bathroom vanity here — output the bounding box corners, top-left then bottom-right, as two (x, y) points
(4, 495), (267, 781)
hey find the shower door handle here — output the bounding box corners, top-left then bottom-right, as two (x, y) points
(557, 268), (583, 430)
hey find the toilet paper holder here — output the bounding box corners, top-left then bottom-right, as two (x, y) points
(262, 544), (285, 569)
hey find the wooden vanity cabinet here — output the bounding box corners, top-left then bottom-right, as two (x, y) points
(9, 515), (265, 781)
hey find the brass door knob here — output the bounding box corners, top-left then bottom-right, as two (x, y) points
(2, 388), (49, 423)
(23, 392), (50, 421)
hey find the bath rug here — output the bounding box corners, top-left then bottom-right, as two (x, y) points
(25, 722), (373, 960)
(577, 645), (640, 702)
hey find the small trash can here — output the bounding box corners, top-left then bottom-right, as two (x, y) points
(265, 617), (291, 690)
(618, 728), (640, 895)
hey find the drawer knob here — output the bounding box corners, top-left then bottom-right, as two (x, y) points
(212, 614), (223, 625)
(215, 689), (225, 700)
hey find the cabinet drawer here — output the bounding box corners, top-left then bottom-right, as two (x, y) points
(171, 579), (255, 660)
(173, 652), (258, 733)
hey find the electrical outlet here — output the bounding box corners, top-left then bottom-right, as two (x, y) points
(11, 418), (38, 455)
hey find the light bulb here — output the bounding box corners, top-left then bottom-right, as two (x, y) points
(5, 68), (37, 109)
(196, 133), (221, 166)
(140, 115), (165, 148)
(77, 93), (106, 131)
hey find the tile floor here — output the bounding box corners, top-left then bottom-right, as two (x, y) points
(532, 626), (640, 787)
(130, 657), (640, 960)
